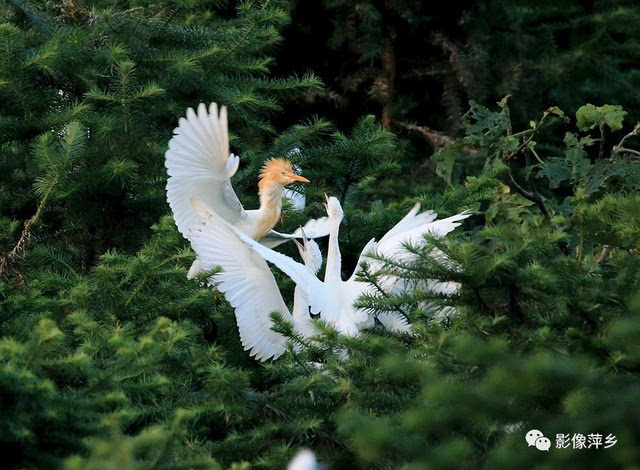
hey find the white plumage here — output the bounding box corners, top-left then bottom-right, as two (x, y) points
(361, 203), (470, 320)
(189, 199), (325, 361)
(287, 449), (319, 470)
(165, 102), (330, 277)
(188, 195), (469, 360)
(166, 103), (244, 238)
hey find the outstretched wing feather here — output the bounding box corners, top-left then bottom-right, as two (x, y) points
(166, 103), (245, 239)
(189, 200), (290, 361)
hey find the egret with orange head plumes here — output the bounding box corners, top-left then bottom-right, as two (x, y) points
(251, 157), (310, 239)
(165, 103), (329, 278)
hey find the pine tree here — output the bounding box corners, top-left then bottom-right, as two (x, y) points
(278, 0), (640, 182)
(2, 1), (640, 469)
(0, 0), (322, 270)
(0, 1), (400, 467)
(334, 99), (640, 468)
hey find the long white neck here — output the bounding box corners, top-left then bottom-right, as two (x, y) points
(292, 287), (309, 322)
(292, 284), (317, 340)
(324, 218), (342, 284)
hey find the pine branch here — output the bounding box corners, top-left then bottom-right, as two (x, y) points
(506, 167), (551, 221)
(397, 120), (455, 148)
(0, 174), (58, 276)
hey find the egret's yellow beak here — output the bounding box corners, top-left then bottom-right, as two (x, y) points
(287, 172), (310, 183)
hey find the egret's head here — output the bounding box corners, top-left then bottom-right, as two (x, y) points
(293, 229), (323, 274)
(324, 195), (344, 223)
(259, 158), (310, 186)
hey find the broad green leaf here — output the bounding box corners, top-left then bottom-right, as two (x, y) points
(566, 147), (590, 181)
(432, 143), (463, 185)
(576, 104), (600, 131)
(576, 103), (626, 131)
(600, 104), (626, 131)
(464, 100), (510, 146)
(547, 106), (565, 118)
(538, 158), (570, 188)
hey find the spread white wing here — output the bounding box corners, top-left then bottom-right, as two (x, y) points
(166, 103), (330, 249)
(223, 217), (328, 312)
(356, 209), (470, 274)
(378, 203), (437, 244)
(374, 210), (470, 294)
(166, 102), (245, 240)
(347, 204), (437, 283)
(351, 207), (470, 290)
(377, 210), (471, 262)
(346, 207), (470, 329)
(189, 199), (290, 361)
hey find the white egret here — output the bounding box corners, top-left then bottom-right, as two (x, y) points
(189, 196), (469, 360)
(290, 222), (412, 336)
(165, 102), (330, 278)
(308, 196), (470, 335)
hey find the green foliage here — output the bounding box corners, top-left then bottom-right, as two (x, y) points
(0, 0), (322, 265)
(278, 0), (640, 189)
(576, 104), (626, 132)
(333, 101), (640, 468)
(1, 1), (640, 469)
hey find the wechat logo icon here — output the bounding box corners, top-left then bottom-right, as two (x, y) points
(526, 429), (551, 451)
